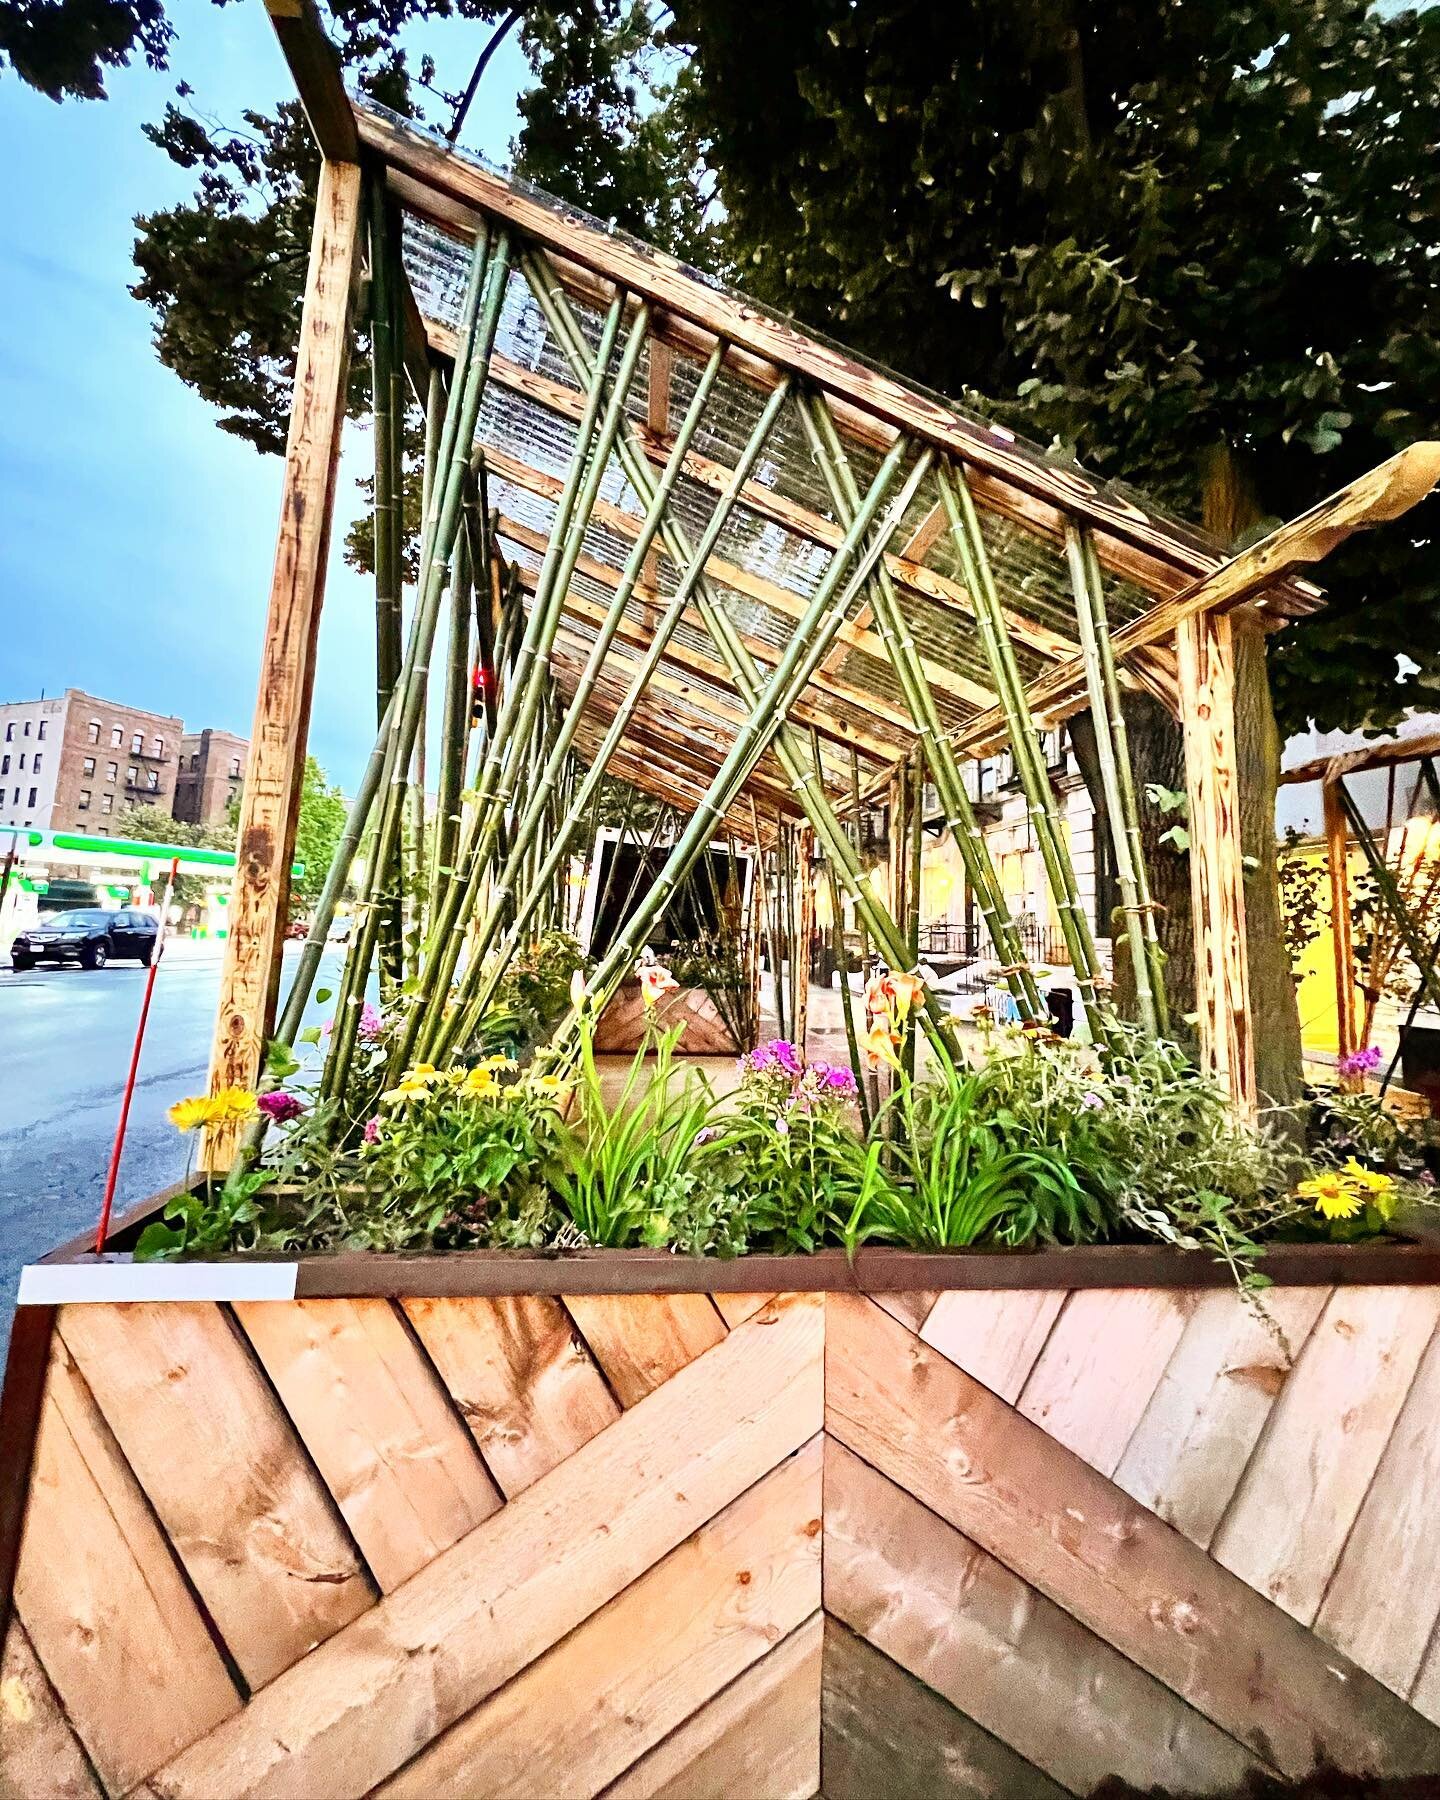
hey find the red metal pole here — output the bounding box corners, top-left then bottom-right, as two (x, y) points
(95, 857), (179, 1253)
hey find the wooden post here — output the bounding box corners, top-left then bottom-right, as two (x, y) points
(1176, 609), (1258, 1117)
(794, 829), (815, 1056)
(204, 156), (362, 1167)
(1323, 777), (1360, 1083)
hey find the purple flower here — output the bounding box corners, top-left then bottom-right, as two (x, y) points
(257, 1091), (305, 1124)
(1080, 1090), (1104, 1111)
(812, 1062), (857, 1096)
(1337, 1044), (1383, 1079)
(358, 1003), (385, 1042)
(363, 1115), (382, 1145)
(771, 1038), (802, 1075)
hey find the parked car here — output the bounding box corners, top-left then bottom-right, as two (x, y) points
(10, 908), (159, 972)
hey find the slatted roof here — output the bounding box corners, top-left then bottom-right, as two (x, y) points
(354, 101), (1326, 829)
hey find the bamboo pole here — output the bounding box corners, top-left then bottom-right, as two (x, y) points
(432, 508), (473, 899)
(751, 799), (786, 1040)
(324, 225), (510, 1107)
(519, 258), (955, 1056)
(368, 171), (401, 726)
(796, 400), (1040, 1018)
(936, 460), (1107, 1038)
(794, 827), (815, 1055)
(1066, 525), (1162, 1037)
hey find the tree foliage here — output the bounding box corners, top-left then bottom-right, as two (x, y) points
(289, 755), (348, 915)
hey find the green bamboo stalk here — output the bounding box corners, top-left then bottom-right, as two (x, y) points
(795, 395), (1041, 1019)
(810, 728), (869, 1123)
(935, 461), (1109, 1039)
(1065, 526), (1161, 1036)
(402, 293), (639, 1064)
(324, 226), (509, 1108)
(431, 504), (474, 904)
(518, 256), (955, 1060)
(551, 444), (935, 1044)
(846, 748), (882, 1118)
(749, 800), (787, 1041)
(436, 369), (795, 1054)
(1074, 528), (1170, 1035)
(905, 746), (924, 1081)
(369, 173), (401, 726)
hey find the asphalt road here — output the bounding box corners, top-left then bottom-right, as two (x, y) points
(0, 942), (341, 1355)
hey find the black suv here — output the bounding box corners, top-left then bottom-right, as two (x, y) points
(11, 909), (160, 972)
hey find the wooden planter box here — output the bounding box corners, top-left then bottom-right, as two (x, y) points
(4, 1219), (1440, 1796)
(592, 978), (746, 1055)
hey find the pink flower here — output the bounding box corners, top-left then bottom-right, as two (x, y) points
(363, 1116), (382, 1145)
(257, 1090), (305, 1124)
(358, 1003), (385, 1042)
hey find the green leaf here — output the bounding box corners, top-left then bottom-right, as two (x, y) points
(316, 987), (332, 1003)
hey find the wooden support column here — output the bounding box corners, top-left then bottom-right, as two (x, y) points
(1323, 777), (1360, 1082)
(1176, 609), (1257, 1117)
(794, 829), (815, 1056)
(204, 156), (362, 1166)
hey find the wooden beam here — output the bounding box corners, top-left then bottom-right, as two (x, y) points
(1281, 729), (1440, 787)
(1177, 610), (1257, 1116)
(1323, 778), (1360, 1075)
(265, 0), (359, 161)
(359, 107), (1317, 608)
(952, 448), (1440, 762)
(205, 157), (362, 1167)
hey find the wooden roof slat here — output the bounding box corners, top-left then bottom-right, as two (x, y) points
(363, 106), (1325, 619)
(266, 0), (359, 161)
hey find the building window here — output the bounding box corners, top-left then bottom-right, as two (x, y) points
(16, 753), (24, 772)
(83, 757), (95, 777)
(37, 720), (46, 741)
(100, 792), (113, 815)
(78, 789), (92, 811)
(130, 731), (143, 754)
(153, 736), (164, 757)
(27, 787), (36, 808)
(3, 724), (11, 742)
(229, 756), (242, 778)
(146, 768), (158, 792)
(106, 762), (118, 783)
(22, 721), (30, 737)
(88, 720), (101, 744)
(32, 754), (41, 775)
(0, 756), (7, 775)
(110, 726), (122, 747)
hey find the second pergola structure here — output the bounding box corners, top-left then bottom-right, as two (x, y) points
(207, 0), (1440, 1157)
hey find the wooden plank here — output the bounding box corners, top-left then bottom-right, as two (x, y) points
(1211, 1286), (1440, 1626)
(824, 1293), (1440, 1776)
(13, 1336), (239, 1794)
(0, 1304), (54, 1653)
(1283, 727), (1440, 787)
(1016, 1288), (1199, 1475)
(203, 154), (361, 1170)
(1112, 1285), (1329, 1548)
(375, 1439), (822, 1798)
(233, 1297), (502, 1591)
(265, 0), (359, 160)
(600, 1611), (822, 1800)
(821, 1617), (1066, 1800)
(400, 1294), (620, 1497)
(1317, 1318), (1440, 1695)
(1411, 1624), (1440, 1728)
(918, 1287), (1064, 1402)
(563, 1294), (728, 1407)
(709, 1292), (773, 1329)
(57, 1302), (373, 1689)
(824, 1439), (1258, 1793)
(1177, 608), (1257, 1115)
(0, 1619), (103, 1800)
(870, 1291), (939, 1336)
(147, 1294), (824, 1800)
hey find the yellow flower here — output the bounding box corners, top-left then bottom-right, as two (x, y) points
(888, 969), (926, 1018)
(483, 1053), (516, 1071)
(1341, 1157), (1394, 1197)
(168, 1094), (214, 1133)
(461, 1066), (497, 1098)
(863, 1022), (901, 1070)
(1297, 1173), (1364, 1221)
(532, 1073), (565, 1093)
(383, 1064), (444, 1105)
(210, 1086), (258, 1123)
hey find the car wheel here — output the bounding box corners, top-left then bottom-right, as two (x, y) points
(83, 942), (109, 970)
(11, 955), (32, 972)
(139, 944), (153, 967)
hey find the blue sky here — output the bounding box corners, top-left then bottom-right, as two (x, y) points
(0, 8), (527, 792)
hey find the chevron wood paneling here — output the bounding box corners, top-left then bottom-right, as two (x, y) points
(4, 1280), (1440, 1798)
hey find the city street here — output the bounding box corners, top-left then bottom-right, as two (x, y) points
(0, 941), (340, 1352)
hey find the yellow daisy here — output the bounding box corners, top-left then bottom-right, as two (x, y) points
(1341, 1157), (1395, 1197)
(1297, 1173), (1364, 1221)
(167, 1094), (214, 1133)
(210, 1086), (258, 1123)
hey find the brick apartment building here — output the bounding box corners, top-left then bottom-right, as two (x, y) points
(172, 727), (248, 827)
(0, 690), (184, 834)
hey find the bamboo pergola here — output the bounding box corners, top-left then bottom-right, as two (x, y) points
(205, 0), (1440, 1160)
